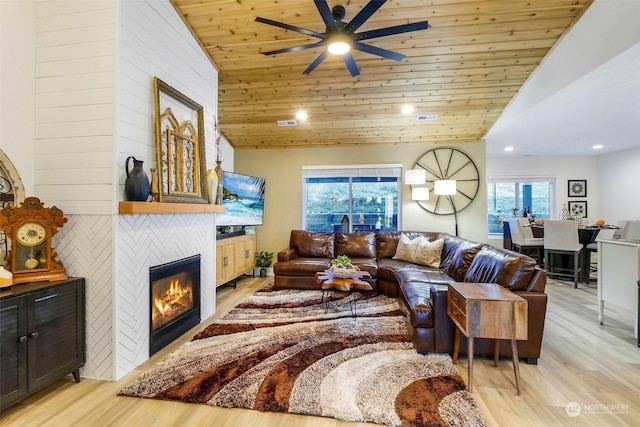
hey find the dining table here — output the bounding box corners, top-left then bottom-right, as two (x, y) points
(528, 223), (599, 242)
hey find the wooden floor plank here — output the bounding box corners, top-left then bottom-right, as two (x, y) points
(1, 276), (639, 426)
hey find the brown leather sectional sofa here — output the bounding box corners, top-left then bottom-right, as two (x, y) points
(274, 230), (548, 364)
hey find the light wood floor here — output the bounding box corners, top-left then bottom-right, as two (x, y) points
(1, 276), (639, 427)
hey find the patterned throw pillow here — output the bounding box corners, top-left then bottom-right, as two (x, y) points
(392, 233), (423, 262)
(413, 238), (444, 268)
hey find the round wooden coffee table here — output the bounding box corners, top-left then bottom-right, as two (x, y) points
(315, 270), (373, 317)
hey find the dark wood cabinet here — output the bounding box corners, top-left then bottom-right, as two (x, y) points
(0, 277), (85, 410)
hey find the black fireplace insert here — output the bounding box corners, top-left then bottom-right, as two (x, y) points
(149, 254), (201, 356)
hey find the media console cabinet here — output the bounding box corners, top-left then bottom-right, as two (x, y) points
(0, 277), (85, 410)
(216, 233), (256, 288)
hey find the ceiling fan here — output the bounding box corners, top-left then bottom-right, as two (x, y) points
(255, 0), (429, 77)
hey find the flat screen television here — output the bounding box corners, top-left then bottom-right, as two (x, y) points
(216, 171), (266, 227)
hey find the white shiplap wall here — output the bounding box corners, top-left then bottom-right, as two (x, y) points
(34, 0), (118, 380)
(34, 0), (117, 214)
(27, 0), (223, 380)
(118, 0), (222, 178)
(114, 0), (219, 380)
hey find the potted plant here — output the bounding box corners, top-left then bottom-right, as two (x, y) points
(255, 251), (274, 278)
(330, 255), (359, 278)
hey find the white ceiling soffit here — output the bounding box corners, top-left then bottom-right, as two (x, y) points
(484, 0), (640, 157)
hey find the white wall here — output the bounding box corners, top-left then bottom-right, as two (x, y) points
(597, 146), (640, 223)
(0, 0), (36, 195)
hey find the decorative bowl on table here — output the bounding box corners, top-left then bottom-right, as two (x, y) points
(330, 266), (359, 278)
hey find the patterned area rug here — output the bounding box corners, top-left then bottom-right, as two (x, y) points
(119, 285), (485, 427)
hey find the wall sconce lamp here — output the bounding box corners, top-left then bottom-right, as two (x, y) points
(406, 168), (429, 201)
(404, 169), (426, 185)
(411, 187), (430, 201)
(434, 179), (459, 236)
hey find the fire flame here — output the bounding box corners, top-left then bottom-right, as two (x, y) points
(154, 279), (192, 316)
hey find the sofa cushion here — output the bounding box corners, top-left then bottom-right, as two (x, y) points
(375, 231), (442, 259)
(393, 233), (423, 262)
(395, 268), (453, 286)
(439, 235), (464, 271)
(375, 232), (402, 259)
(273, 257), (332, 276)
(335, 232), (376, 258)
(377, 258), (413, 283)
(445, 239), (485, 281)
(464, 246), (535, 291)
(414, 238), (444, 268)
(349, 257), (378, 278)
(290, 230), (334, 258)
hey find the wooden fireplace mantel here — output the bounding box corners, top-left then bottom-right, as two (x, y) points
(118, 201), (224, 214)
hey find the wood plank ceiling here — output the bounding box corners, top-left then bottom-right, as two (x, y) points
(171, 0), (593, 149)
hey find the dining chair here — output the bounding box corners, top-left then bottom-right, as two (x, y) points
(621, 220), (640, 240)
(509, 218), (544, 264)
(613, 220), (628, 239)
(584, 228), (616, 284)
(544, 220), (584, 288)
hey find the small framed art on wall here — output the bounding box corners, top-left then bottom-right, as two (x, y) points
(568, 201), (587, 218)
(568, 180), (587, 197)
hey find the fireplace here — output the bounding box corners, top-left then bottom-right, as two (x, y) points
(149, 254), (201, 356)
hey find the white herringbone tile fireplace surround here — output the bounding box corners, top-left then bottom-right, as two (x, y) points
(57, 212), (215, 380)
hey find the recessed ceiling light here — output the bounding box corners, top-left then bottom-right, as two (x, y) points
(592, 144), (603, 150)
(504, 146), (514, 152)
(295, 111), (308, 121)
(401, 105), (414, 115)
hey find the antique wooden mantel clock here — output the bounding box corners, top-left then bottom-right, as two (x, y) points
(0, 197), (68, 284)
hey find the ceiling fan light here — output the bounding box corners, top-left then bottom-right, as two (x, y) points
(327, 41), (351, 55)
(327, 33), (352, 55)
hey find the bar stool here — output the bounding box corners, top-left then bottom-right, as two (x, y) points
(584, 228), (615, 284)
(621, 220), (640, 240)
(509, 218), (544, 264)
(544, 220), (584, 288)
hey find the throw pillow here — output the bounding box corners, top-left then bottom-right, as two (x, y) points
(413, 238), (444, 268)
(392, 233), (423, 262)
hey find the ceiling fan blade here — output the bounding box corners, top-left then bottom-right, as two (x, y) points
(262, 41), (325, 56)
(356, 21), (428, 41)
(354, 41), (405, 62)
(345, 0), (387, 33)
(255, 17), (325, 39)
(343, 53), (360, 77)
(314, 0), (336, 28)
(303, 51), (329, 75)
